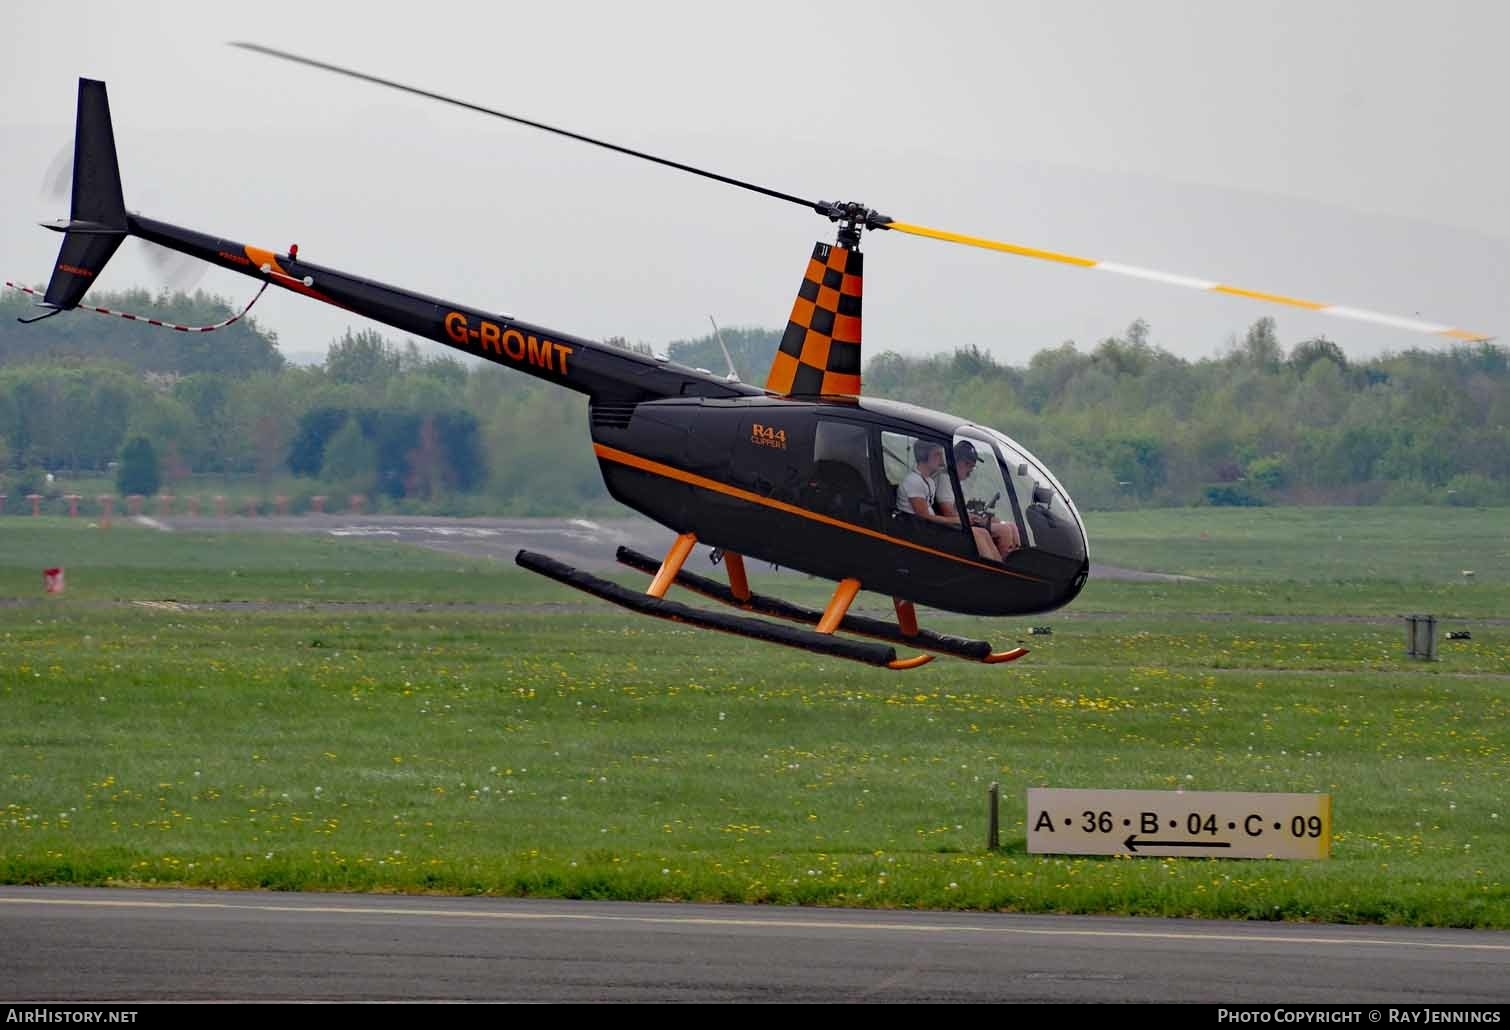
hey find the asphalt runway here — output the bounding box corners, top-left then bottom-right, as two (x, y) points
(2, 887), (1507, 1004)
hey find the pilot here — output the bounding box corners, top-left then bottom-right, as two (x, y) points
(898, 439), (1003, 562)
(936, 441), (1020, 560)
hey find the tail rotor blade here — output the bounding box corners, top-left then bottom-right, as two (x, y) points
(44, 143), (205, 294)
(43, 143), (73, 202)
(884, 220), (1489, 343)
(46, 144), (205, 294)
(140, 238), (208, 294)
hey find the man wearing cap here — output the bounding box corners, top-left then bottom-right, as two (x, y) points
(894, 439), (993, 558)
(936, 441), (1021, 561)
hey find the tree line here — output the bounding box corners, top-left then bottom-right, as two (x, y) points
(1, 285), (1506, 512)
(858, 319), (1507, 509)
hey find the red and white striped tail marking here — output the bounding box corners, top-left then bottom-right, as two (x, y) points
(5, 280), (269, 332)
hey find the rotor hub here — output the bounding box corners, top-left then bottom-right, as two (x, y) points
(814, 200), (893, 248)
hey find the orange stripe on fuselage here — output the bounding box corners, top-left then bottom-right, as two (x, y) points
(592, 443), (1044, 582)
(244, 245), (285, 277)
(243, 244), (344, 308)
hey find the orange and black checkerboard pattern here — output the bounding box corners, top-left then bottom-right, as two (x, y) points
(764, 241), (863, 396)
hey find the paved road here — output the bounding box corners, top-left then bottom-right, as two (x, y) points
(2, 888), (1506, 1003)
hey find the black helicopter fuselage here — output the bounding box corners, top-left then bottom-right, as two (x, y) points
(591, 394), (1088, 616)
(118, 215), (1089, 617)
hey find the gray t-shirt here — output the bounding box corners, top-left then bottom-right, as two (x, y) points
(896, 469), (935, 514)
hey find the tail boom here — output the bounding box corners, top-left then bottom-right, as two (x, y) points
(126, 214), (757, 405)
(32, 77), (761, 406)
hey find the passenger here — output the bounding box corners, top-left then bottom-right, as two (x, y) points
(937, 441), (1020, 560)
(898, 439), (1002, 562)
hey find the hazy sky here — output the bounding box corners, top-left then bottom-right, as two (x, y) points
(3, 0), (1505, 366)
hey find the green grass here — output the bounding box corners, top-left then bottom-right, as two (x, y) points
(0, 509), (1506, 926)
(1077, 506), (1510, 618)
(0, 519), (569, 604)
(1083, 505), (1510, 584)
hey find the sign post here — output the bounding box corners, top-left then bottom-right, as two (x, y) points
(1405, 614), (1438, 660)
(1027, 788), (1331, 860)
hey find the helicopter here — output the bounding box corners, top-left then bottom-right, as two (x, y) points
(18, 48), (1489, 671)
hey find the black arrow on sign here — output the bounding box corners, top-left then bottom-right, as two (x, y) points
(1123, 835), (1233, 854)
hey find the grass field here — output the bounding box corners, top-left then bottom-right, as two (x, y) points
(1, 508), (1506, 926)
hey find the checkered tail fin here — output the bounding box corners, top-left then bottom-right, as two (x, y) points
(764, 242), (863, 396)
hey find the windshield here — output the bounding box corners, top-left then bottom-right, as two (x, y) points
(975, 426), (1088, 563)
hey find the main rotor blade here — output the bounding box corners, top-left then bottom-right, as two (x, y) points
(885, 220), (1489, 342)
(231, 42), (820, 213)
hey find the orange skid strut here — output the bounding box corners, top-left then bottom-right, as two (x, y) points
(648, 532), (697, 599)
(723, 551), (751, 603)
(892, 598), (919, 637)
(816, 578), (862, 635)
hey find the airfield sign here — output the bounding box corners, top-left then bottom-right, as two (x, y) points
(1027, 789), (1331, 860)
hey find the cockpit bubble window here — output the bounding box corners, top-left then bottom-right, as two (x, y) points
(977, 427), (1088, 563)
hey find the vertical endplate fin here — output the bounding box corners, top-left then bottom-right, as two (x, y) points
(39, 79), (128, 313)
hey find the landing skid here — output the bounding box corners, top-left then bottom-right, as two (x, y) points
(614, 547), (1028, 665)
(515, 550), (930, 669)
